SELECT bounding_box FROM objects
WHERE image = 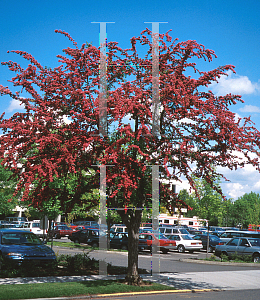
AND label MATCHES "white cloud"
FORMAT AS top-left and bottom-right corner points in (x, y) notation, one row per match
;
(7, 99), (25, 112)
(175, 151), (260, 200)
(239, 105), (260, 113)
(222, 182), (247, 199)
(210, 70), (259, 96)
(218, 162), (260, 199)
(62, 115), (72, 125)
